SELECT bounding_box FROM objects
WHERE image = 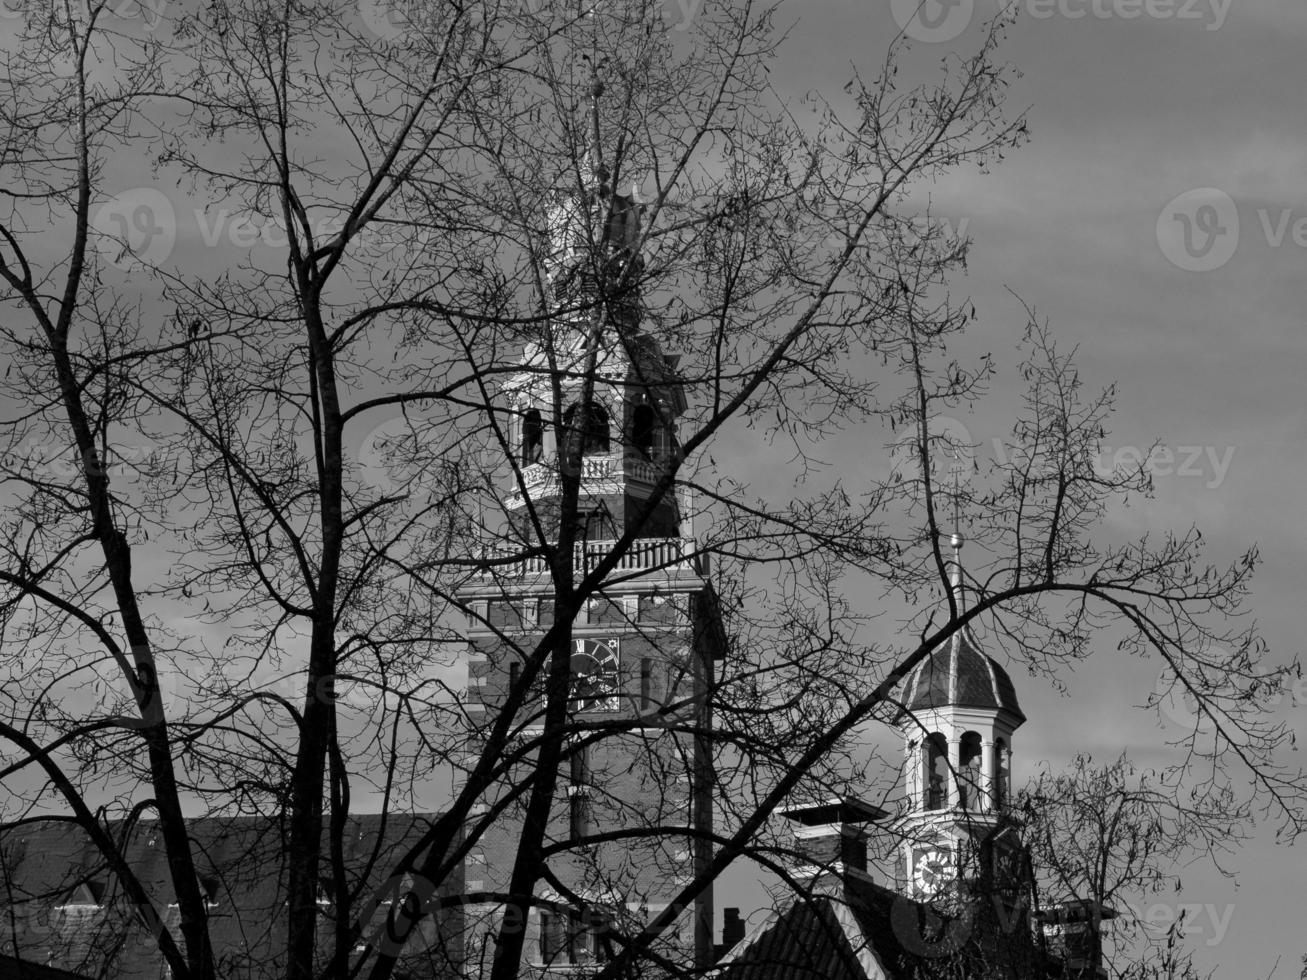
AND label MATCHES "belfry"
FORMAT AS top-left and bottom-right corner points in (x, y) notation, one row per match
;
(894, 533), (1026, 901)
